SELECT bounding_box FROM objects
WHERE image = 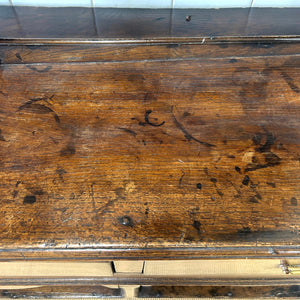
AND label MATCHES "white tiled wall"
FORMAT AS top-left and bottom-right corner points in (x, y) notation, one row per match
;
(1, 0), (299, 7)
(93, 0), (172, 8)
(252, 0), (300, 7)
(11, 0), (92, 6)
(173, 0), (252, 8)
(0, 0), (10, 5)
